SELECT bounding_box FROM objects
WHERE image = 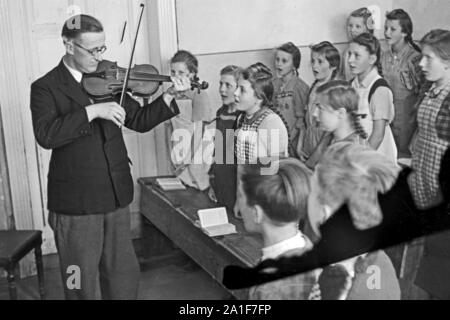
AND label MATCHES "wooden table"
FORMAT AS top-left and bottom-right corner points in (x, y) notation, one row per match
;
(138, 177), (262, 299)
